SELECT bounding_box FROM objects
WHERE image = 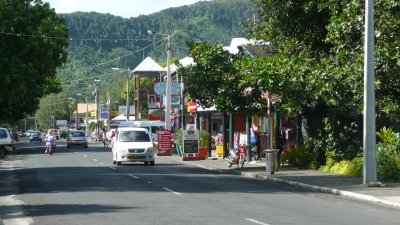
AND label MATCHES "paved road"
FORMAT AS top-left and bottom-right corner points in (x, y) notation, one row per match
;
(1, 139), (399, 225)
